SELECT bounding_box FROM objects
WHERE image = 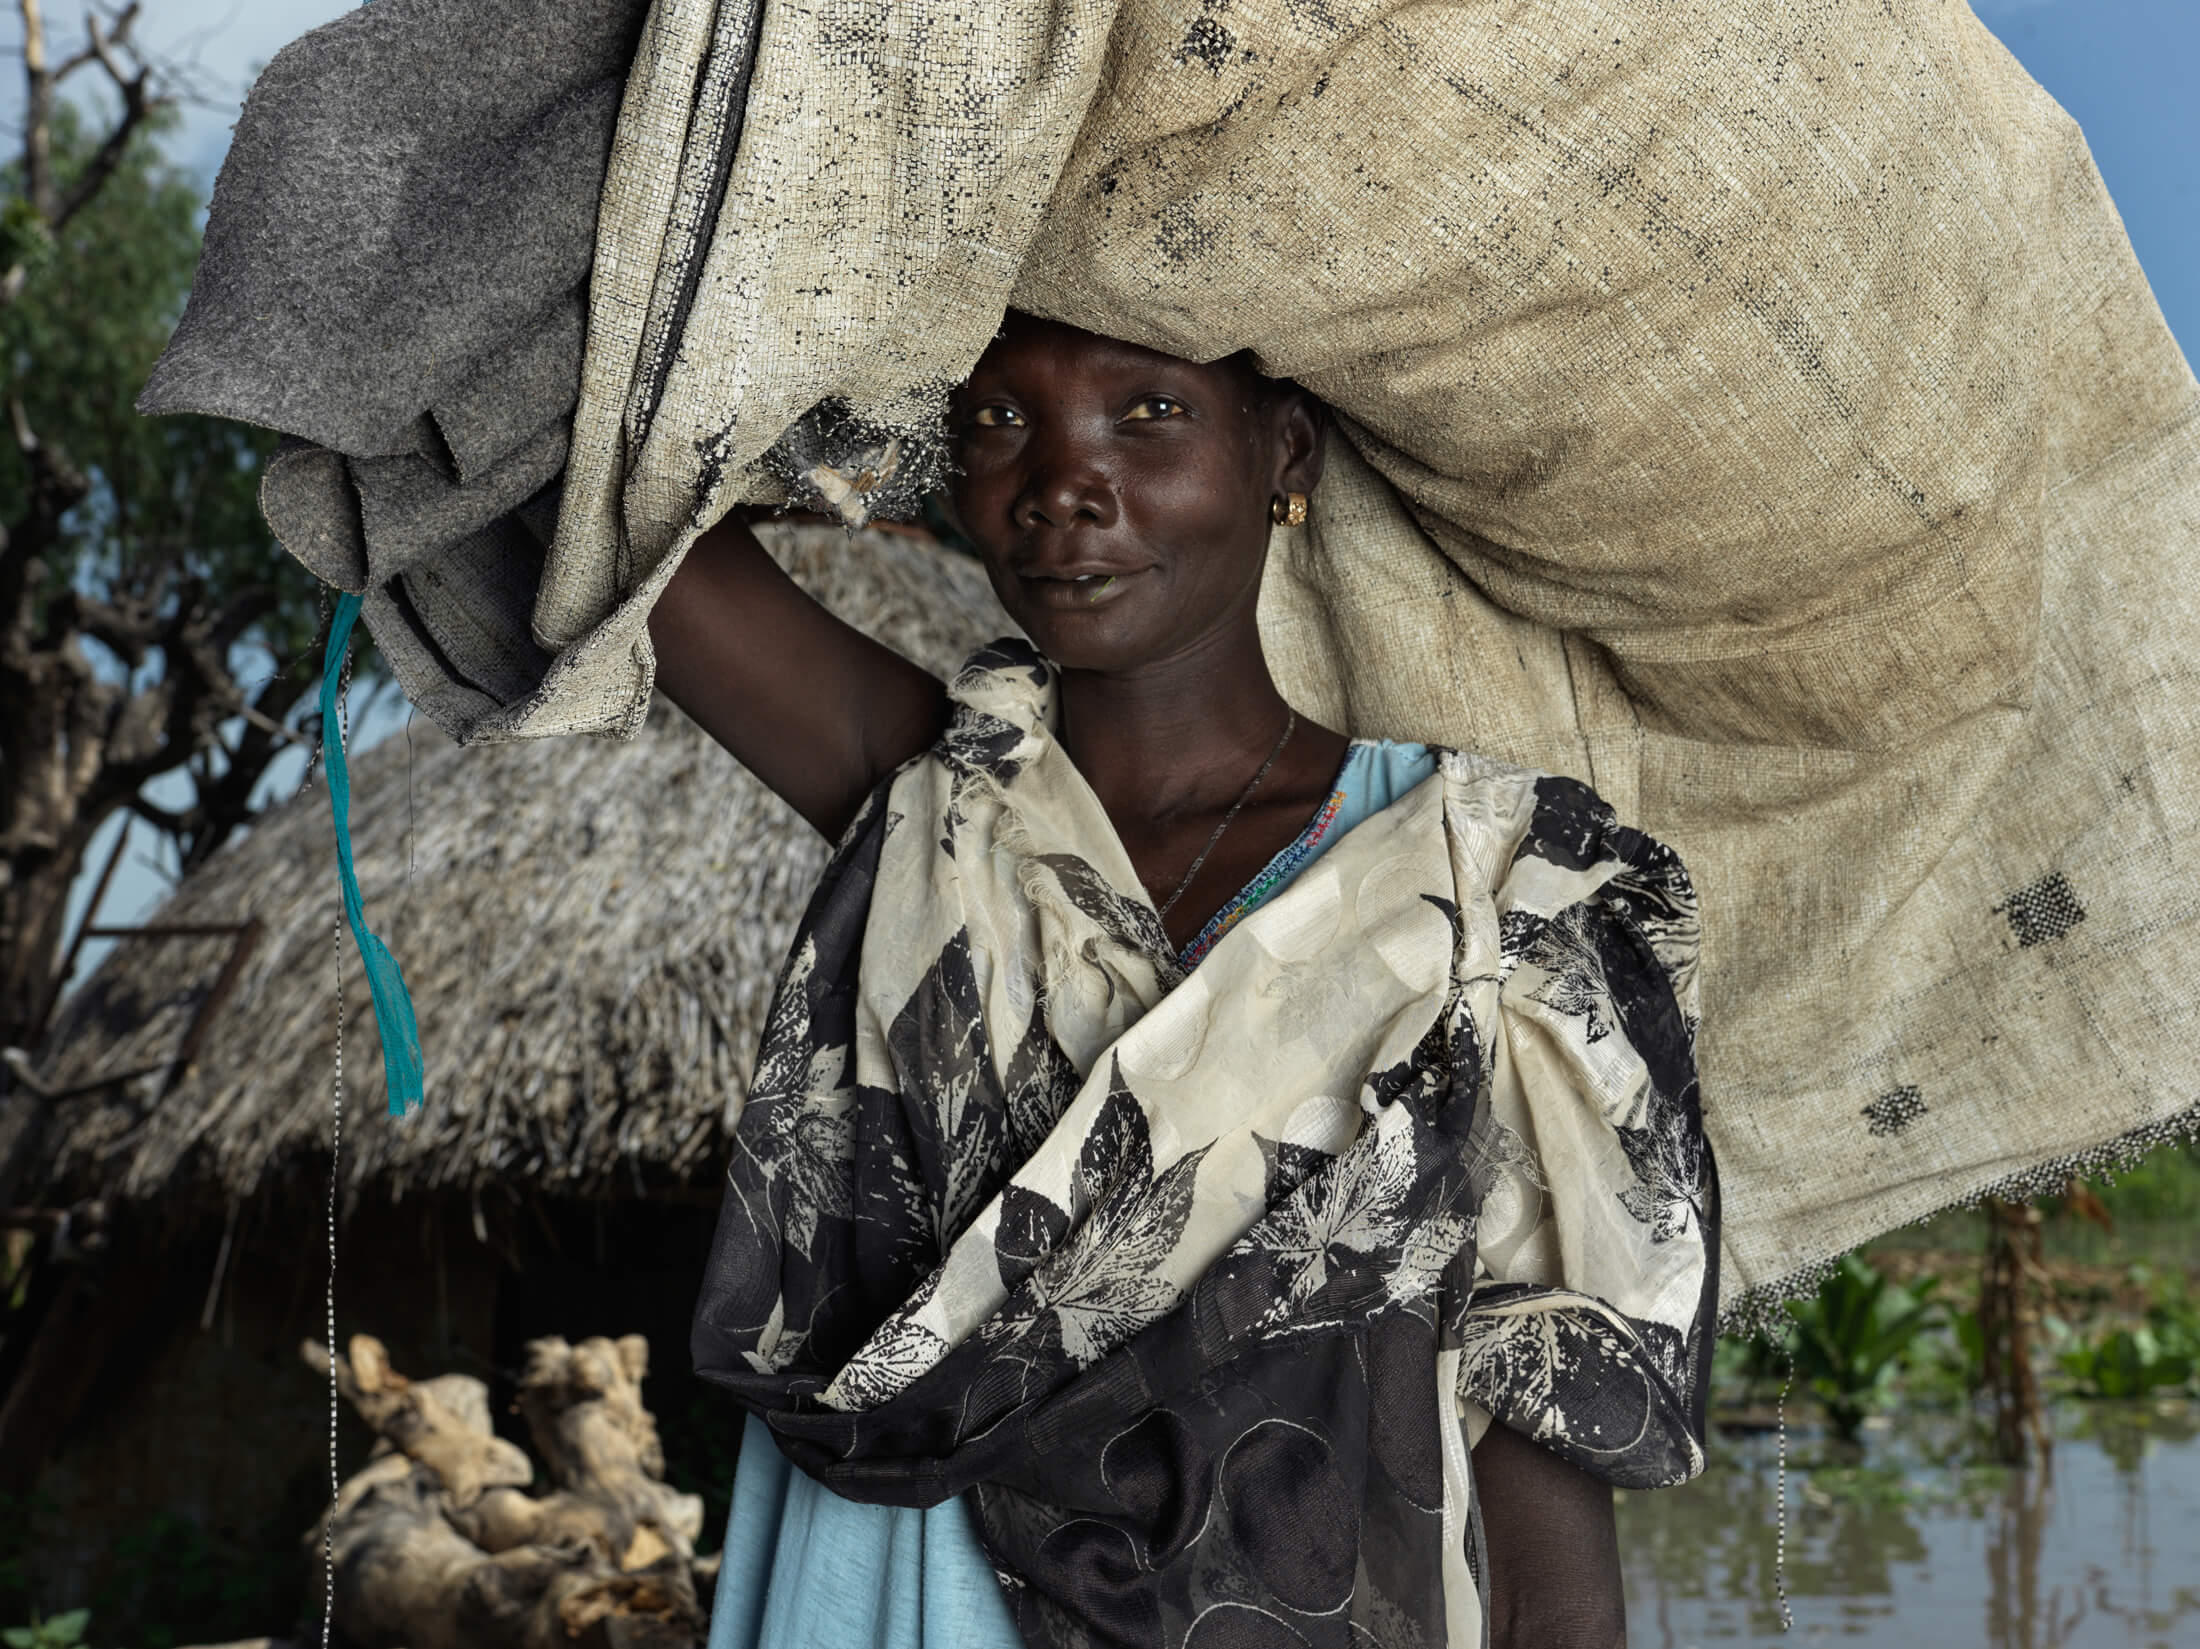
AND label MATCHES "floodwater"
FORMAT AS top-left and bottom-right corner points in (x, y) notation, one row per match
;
(1617, 1401), (2200, 1648)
